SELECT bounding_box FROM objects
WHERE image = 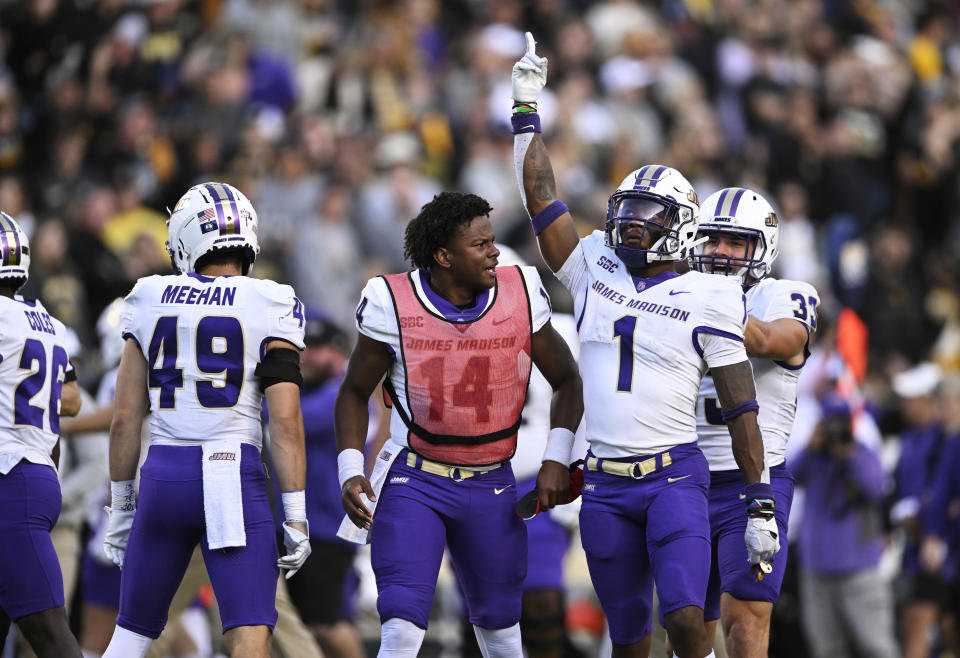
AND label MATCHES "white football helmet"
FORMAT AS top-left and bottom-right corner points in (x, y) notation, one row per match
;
(0, 211), (30, 288)
(691, 187), (779, 285)
(605, 165), (700, 268)
(97, 297), (127, 370)
(166, 182), (259, 274)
